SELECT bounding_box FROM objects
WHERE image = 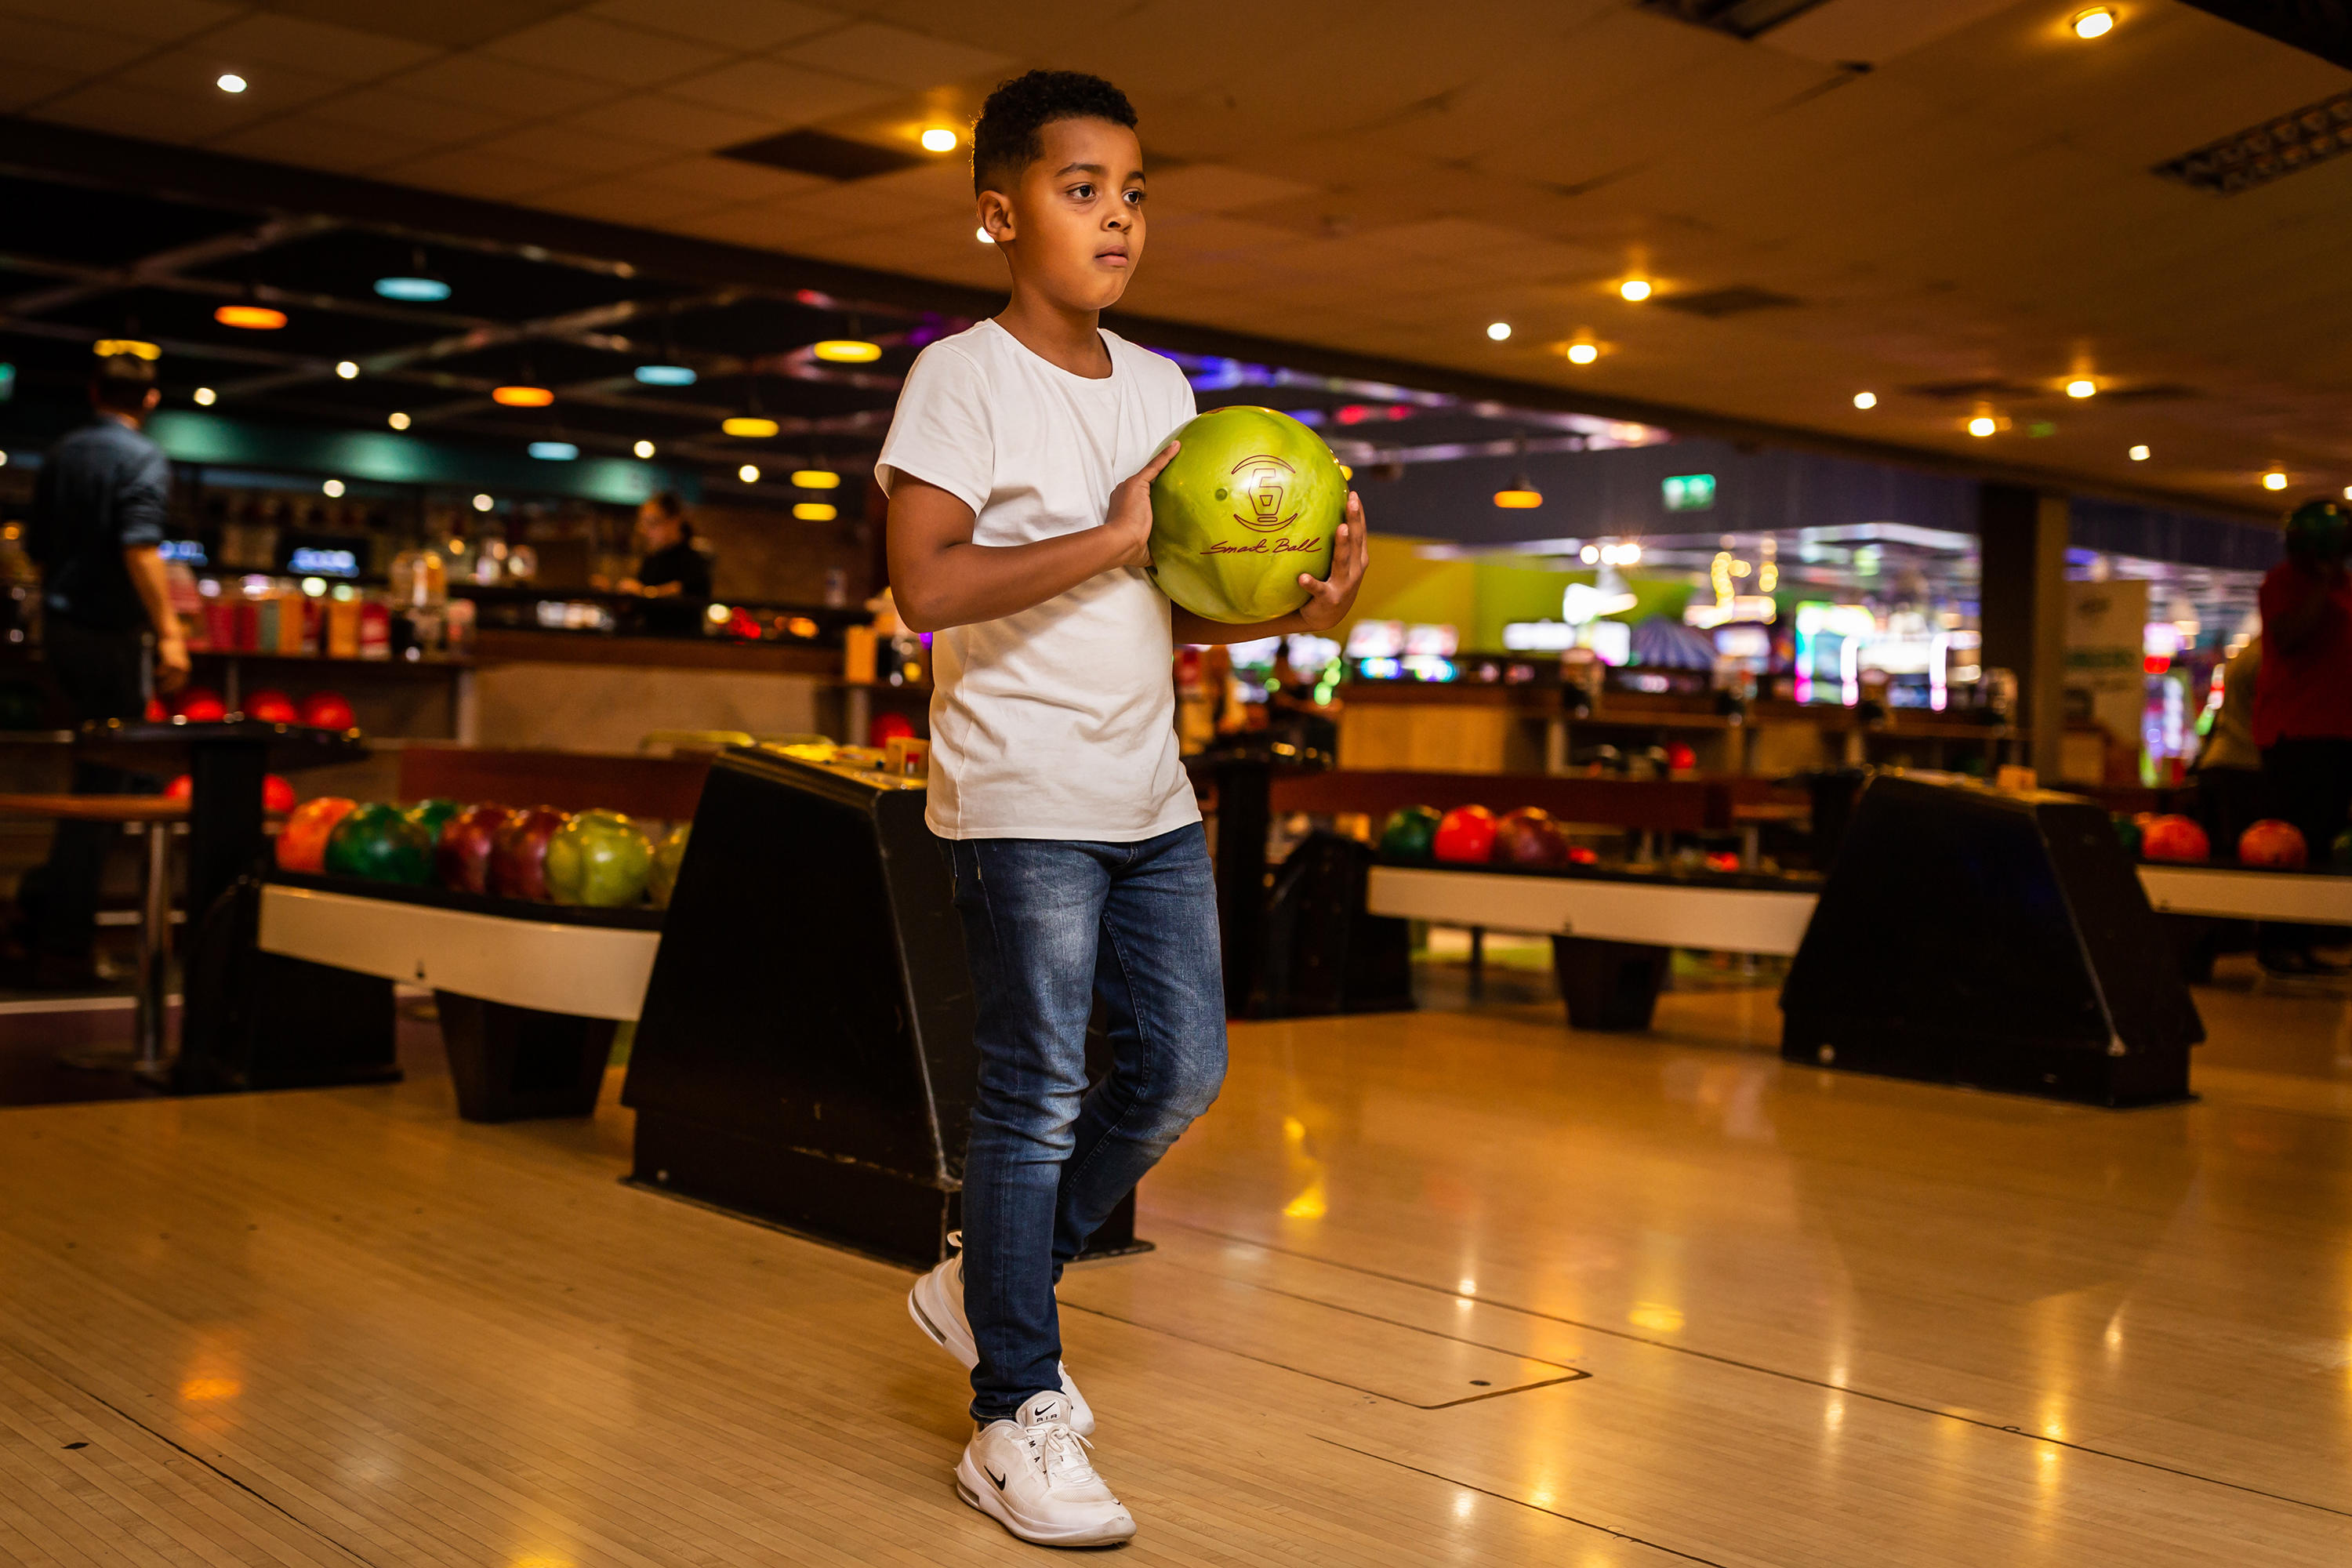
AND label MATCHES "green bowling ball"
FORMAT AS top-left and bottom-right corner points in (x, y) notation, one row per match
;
(2112, 812), (2142, 858)
(2332, 826), (2352, 871)
(1378, 804), (1443, 859)
(324, 802), (434, 884)
(1147, 405), (1345, 623)
(545, 808), (652, 908)
(405, 798), (461, 842)
(648, 822), (690, 909)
